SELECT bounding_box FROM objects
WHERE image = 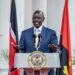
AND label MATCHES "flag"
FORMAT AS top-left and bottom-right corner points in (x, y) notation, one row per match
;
(56, 0), (72, 75)
(9, 0), (20, 75)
